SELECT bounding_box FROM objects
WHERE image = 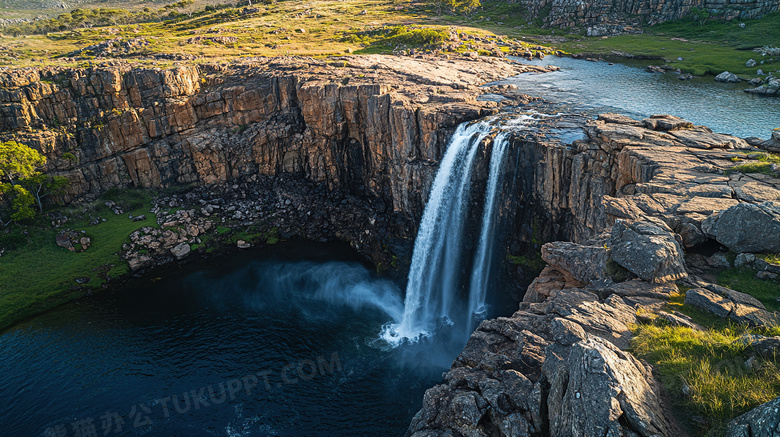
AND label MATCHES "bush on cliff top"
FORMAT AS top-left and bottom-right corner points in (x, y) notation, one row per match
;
(343, 25), (450, 53)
